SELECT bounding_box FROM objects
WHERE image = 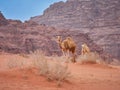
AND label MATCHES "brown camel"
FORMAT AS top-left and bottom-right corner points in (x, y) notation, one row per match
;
(56, 36), (76, 62)
(81, 43), (90, 55)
